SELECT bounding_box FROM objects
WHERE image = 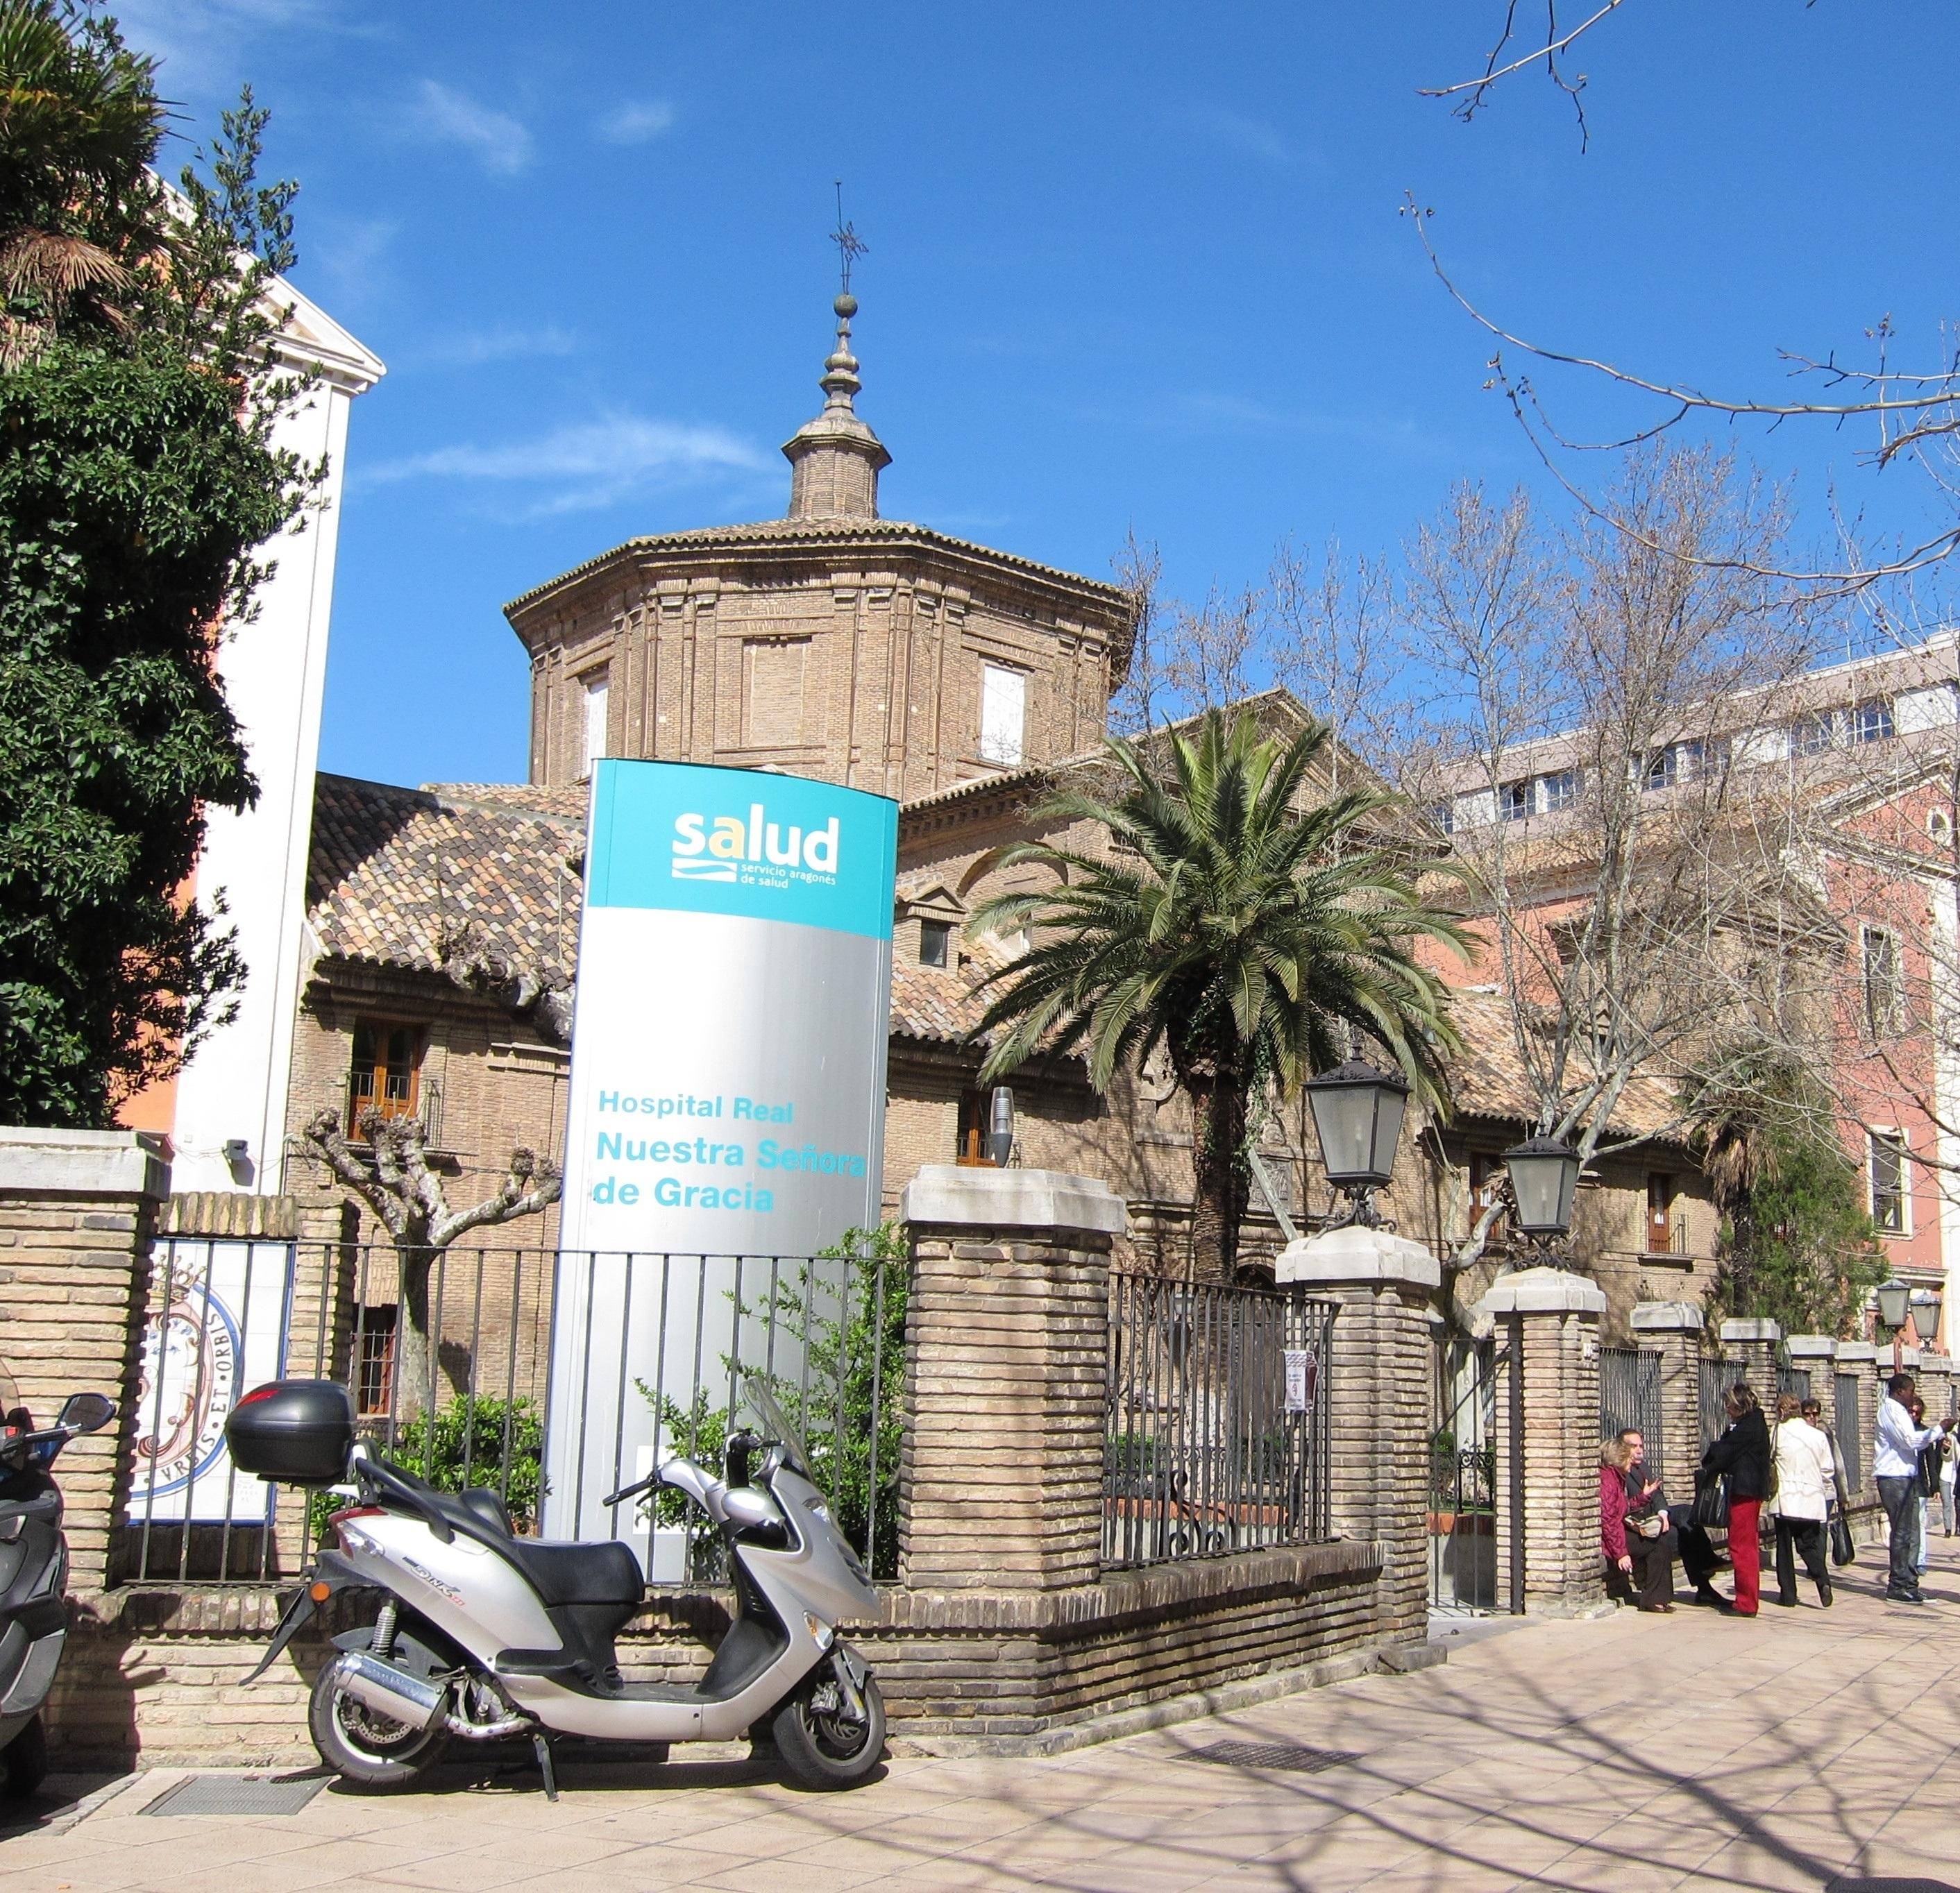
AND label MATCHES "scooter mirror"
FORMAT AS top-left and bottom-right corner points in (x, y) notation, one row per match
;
(58, 1393), (116, 1434)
